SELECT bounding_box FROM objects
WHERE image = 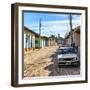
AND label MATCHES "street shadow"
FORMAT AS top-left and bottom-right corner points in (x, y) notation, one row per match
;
(44, 51), (60, 76)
